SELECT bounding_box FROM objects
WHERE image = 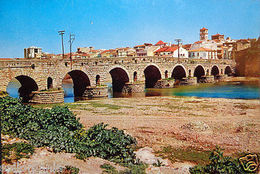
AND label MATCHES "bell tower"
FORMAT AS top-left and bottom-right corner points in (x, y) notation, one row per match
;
(200, 28), (208, 41)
